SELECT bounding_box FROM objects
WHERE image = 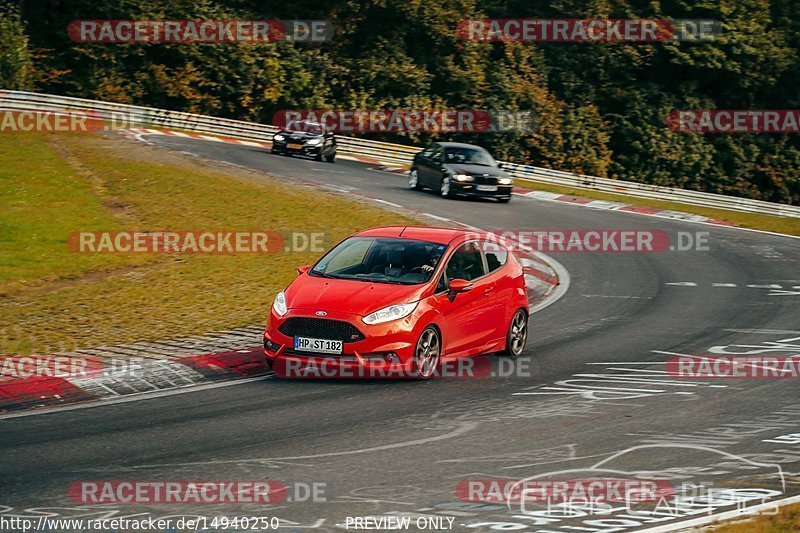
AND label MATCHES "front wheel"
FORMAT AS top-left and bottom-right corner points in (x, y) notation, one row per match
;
(324, 150), (336, 163)
(409, 168), (422, 190)
(412, 326), (441, 379)
(440, 175), (455, 198)
(504, 309), (528, 356)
